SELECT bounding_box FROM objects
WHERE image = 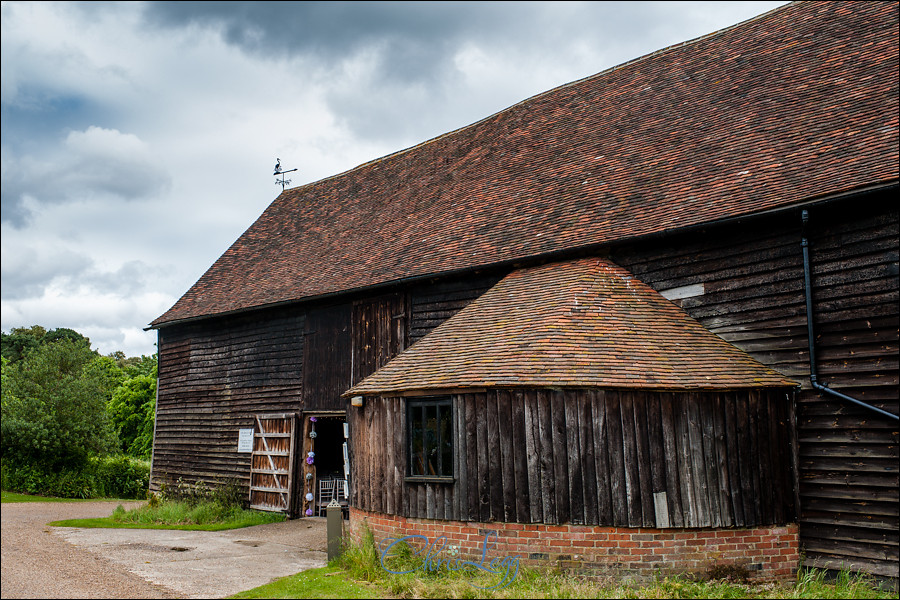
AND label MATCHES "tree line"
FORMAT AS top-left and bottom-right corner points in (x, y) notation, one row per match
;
(1, 325), (156, 498)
